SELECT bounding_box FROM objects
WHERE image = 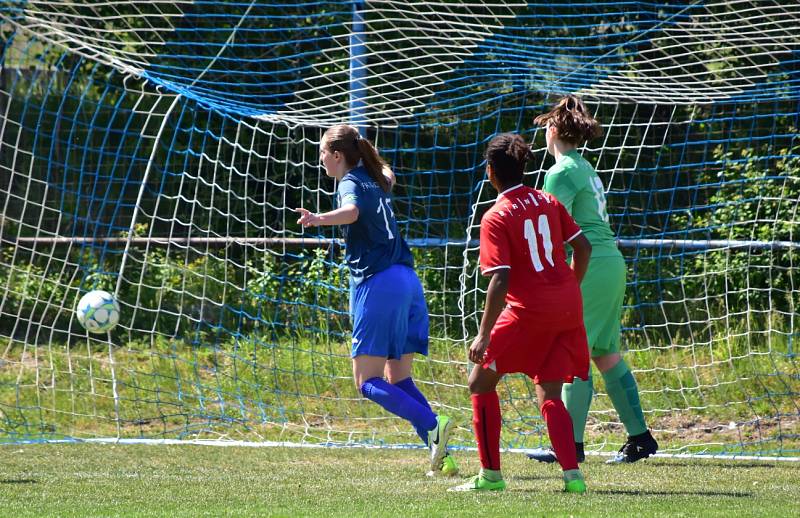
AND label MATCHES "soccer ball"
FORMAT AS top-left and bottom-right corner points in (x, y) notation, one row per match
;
(76, 290), (120, 334)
